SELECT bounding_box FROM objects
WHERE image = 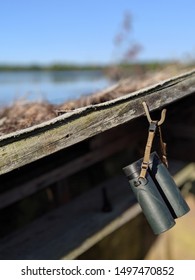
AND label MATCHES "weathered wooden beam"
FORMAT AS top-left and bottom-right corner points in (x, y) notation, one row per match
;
(0, 162), (192, 260)
(0, 175), (136, 260)
(173, 163), (195, 186)
(167, 124), (195, 140)
(0, 130), (141, 209)
(0, 70), (195, 175)
(168, 140), (195, 162)
(63, 204), (141, 260)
